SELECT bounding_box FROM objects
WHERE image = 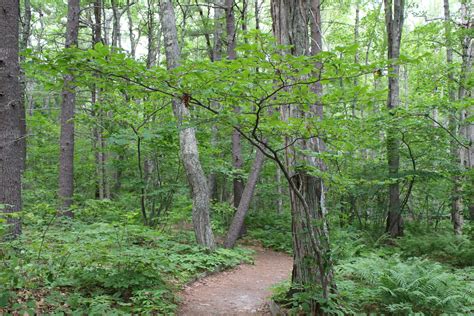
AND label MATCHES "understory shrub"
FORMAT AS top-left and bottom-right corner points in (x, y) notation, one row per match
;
(0, 219), (252, 314)
(398, 227), (474, 267)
